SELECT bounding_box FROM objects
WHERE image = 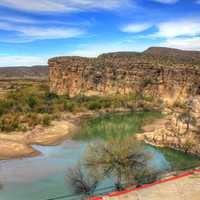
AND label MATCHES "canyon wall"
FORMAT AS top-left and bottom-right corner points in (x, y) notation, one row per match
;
(48, 48), (200, 104)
